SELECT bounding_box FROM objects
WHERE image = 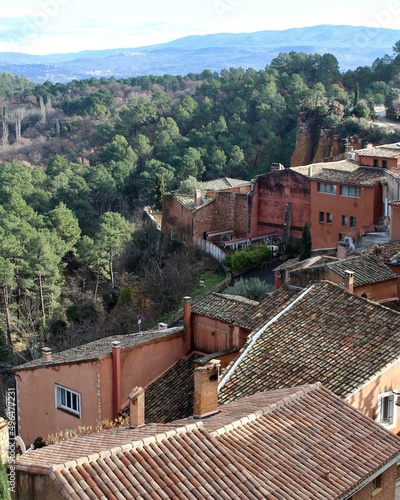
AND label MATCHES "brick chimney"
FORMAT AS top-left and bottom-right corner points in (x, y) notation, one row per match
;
(344, 270), (354, 293)
(41, 347), (52, 364)
(127, 387), (145, 428)
(183, 296), (192, 354)
(112, 341), (121, 420)
(193, 360), (220, 418)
